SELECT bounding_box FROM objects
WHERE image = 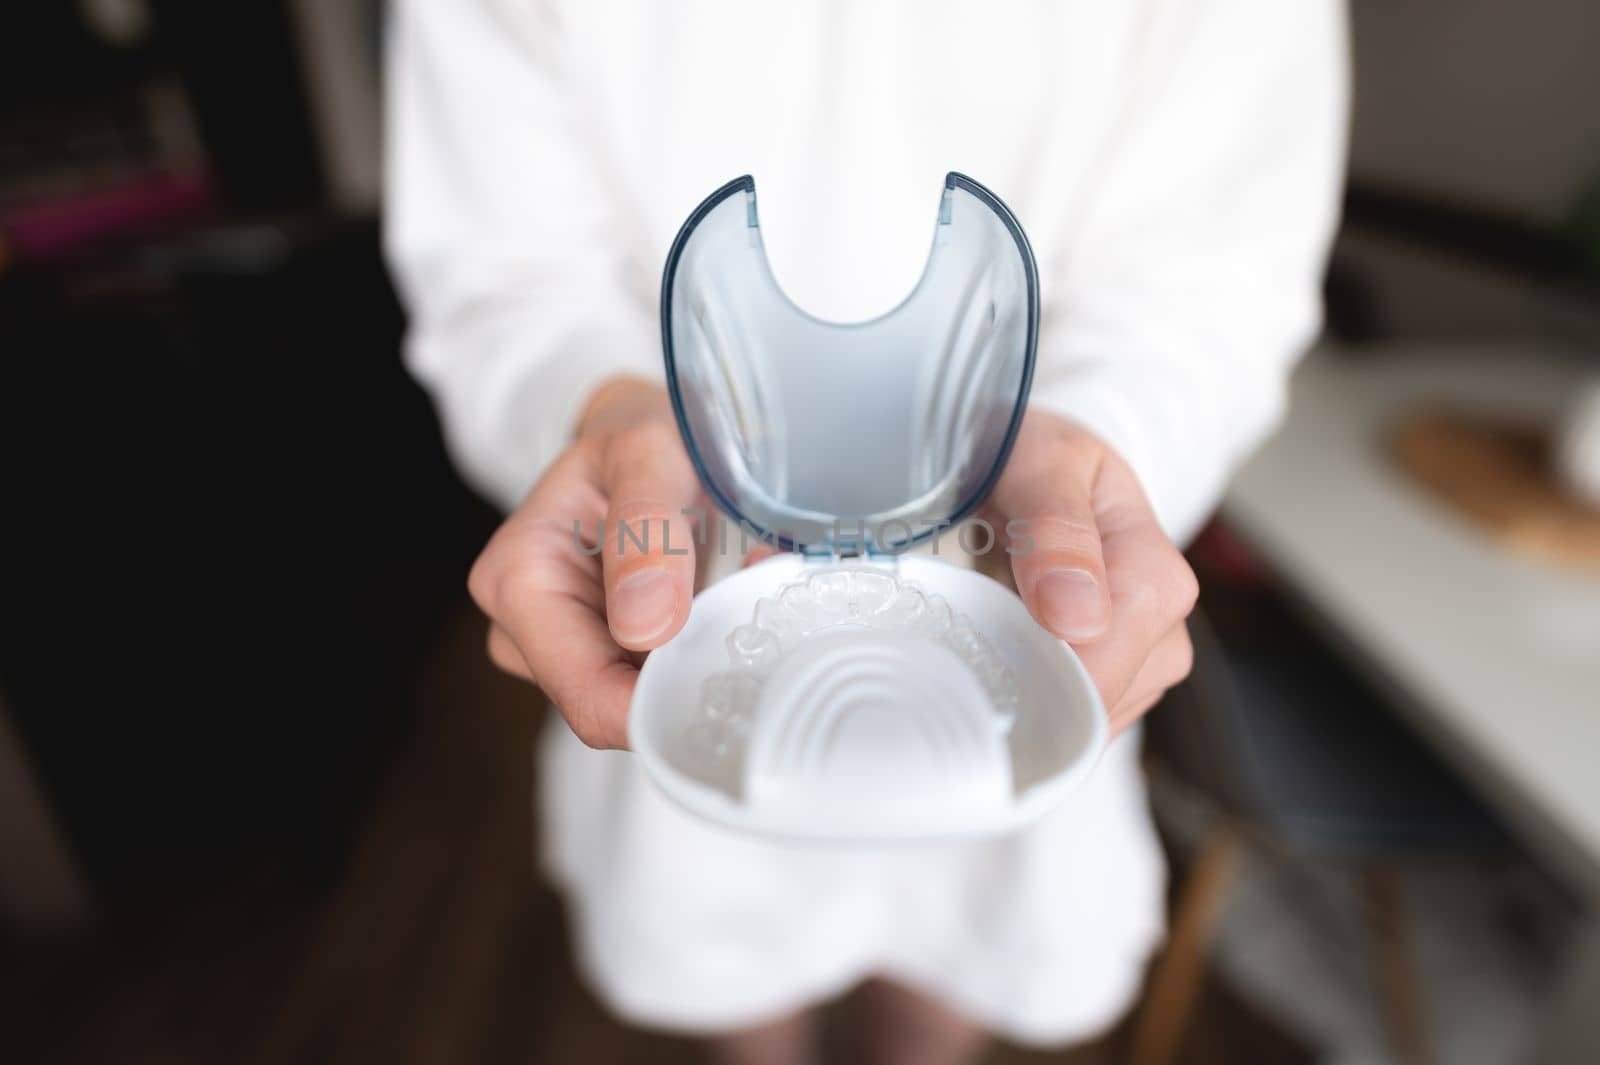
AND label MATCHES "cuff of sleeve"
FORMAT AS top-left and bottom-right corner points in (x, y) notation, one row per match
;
(1025, 367), (1205, 546)
(434, 311), (664, 512)
(547, 316), (666, 446)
